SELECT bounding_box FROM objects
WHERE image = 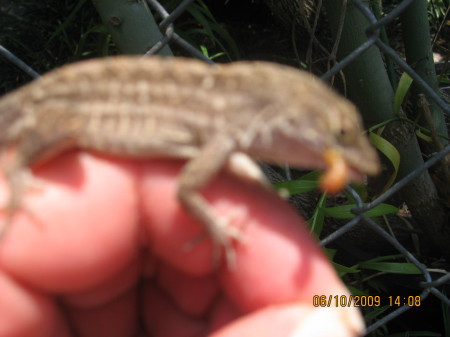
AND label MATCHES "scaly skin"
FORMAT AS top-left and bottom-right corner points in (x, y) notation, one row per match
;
(0, 56), (380, 266)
